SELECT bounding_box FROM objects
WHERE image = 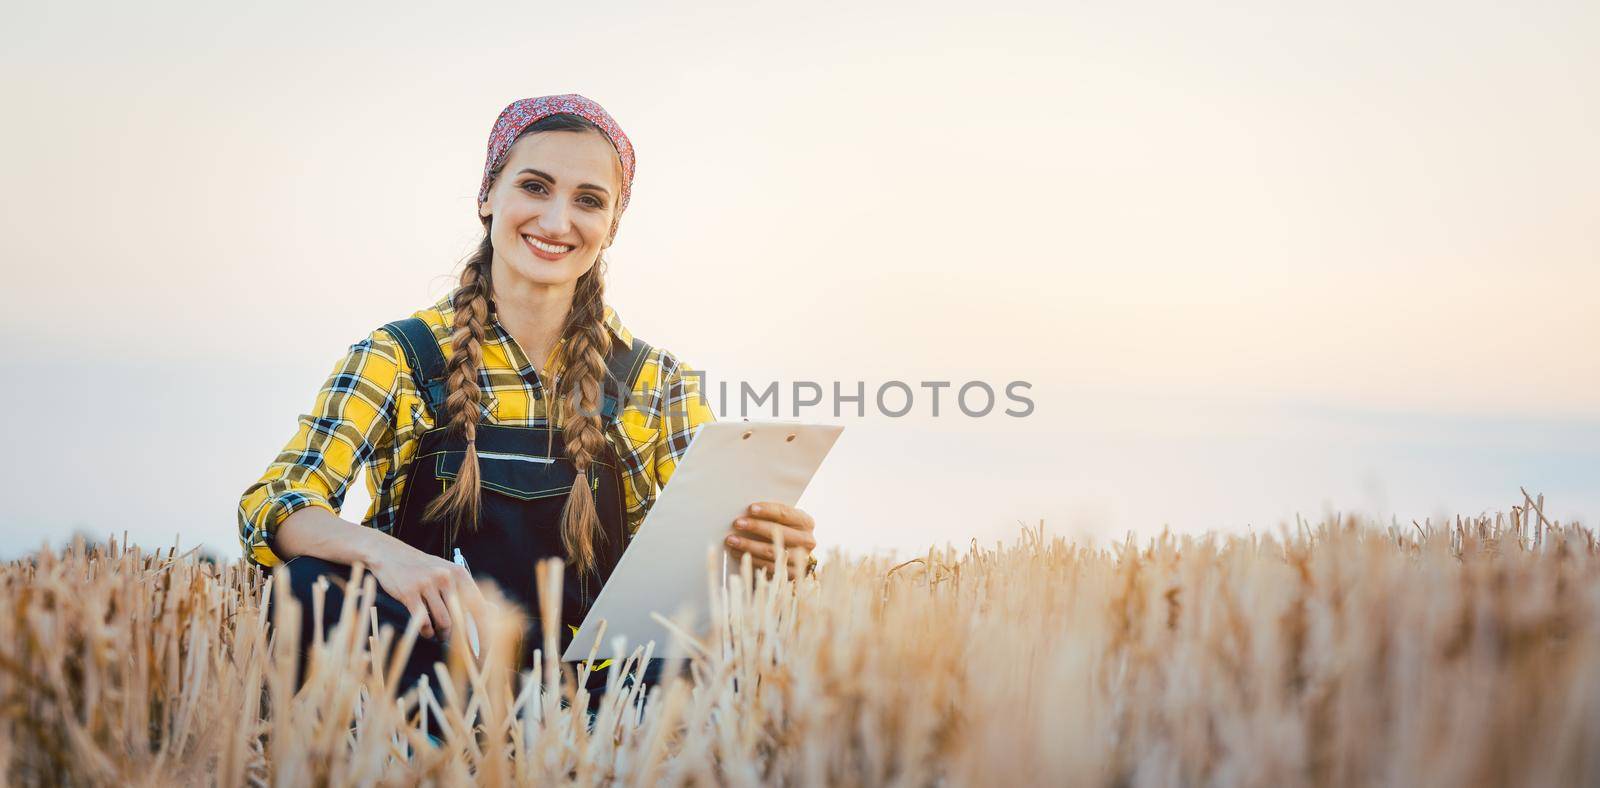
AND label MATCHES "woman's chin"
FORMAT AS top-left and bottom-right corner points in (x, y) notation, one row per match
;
(504, 257), (589, 288)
